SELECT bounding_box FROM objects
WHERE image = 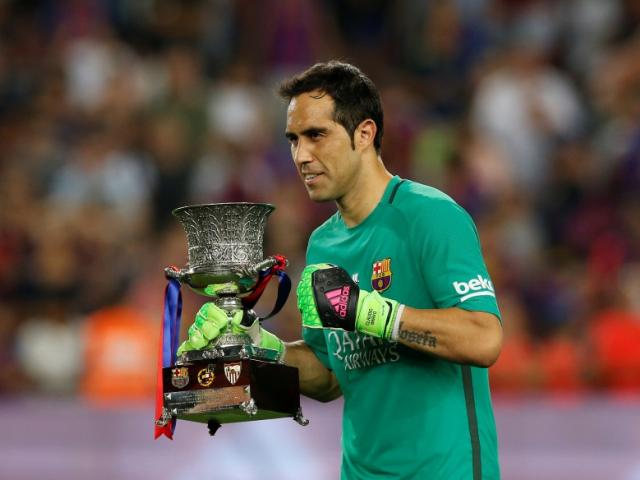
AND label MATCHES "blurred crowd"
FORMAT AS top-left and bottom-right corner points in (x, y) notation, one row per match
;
(1, 0), (639, 402)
